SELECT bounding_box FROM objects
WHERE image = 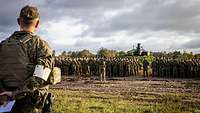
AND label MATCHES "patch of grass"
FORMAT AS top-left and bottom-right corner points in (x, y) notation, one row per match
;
(185, 81), (200, 91)
(50, 89), (200, 113)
